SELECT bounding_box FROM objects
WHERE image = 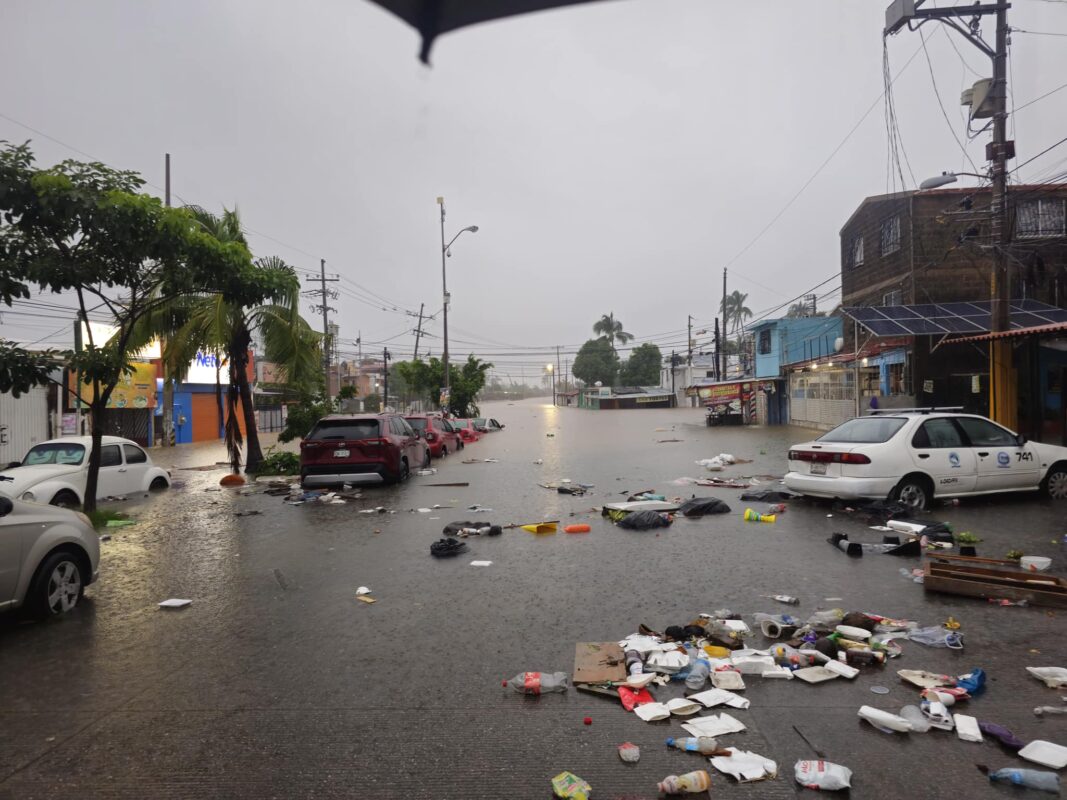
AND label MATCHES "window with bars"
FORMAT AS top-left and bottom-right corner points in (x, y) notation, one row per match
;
(1017, 199), (1066, 238)
(757, 329), (772, 355)
(880, 216), (901, 255)
(883, 289), (902, 306)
